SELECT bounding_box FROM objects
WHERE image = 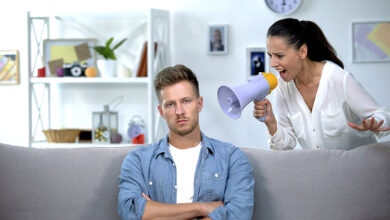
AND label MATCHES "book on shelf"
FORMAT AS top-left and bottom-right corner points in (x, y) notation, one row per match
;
(136, 41), (158, 77)
(136, 41), (147, 77)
